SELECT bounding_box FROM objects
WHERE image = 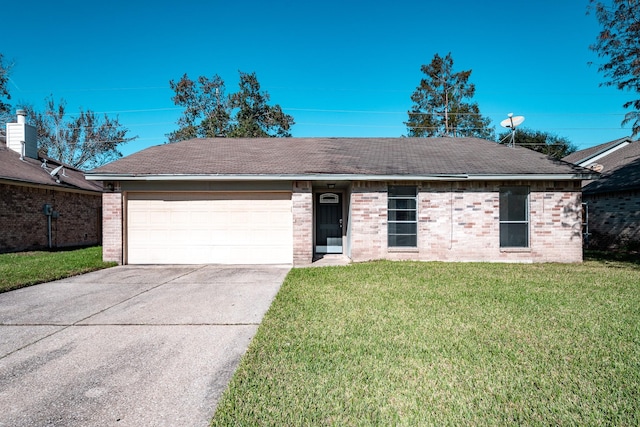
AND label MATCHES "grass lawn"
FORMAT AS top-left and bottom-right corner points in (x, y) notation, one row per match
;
(0, 246), (117, 293)
(212, 259), (640, 426)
